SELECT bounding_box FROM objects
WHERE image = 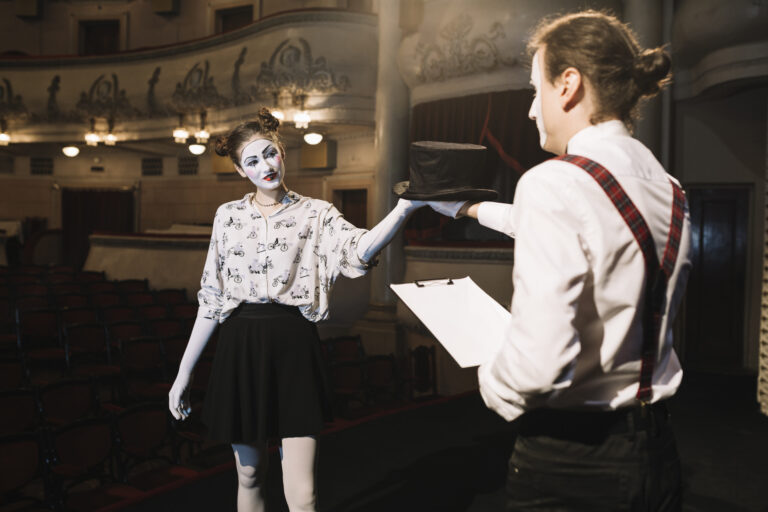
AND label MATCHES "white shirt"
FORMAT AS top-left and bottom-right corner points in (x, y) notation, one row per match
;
(197, 191), (369, 323)
(477, 121), (692, 422)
